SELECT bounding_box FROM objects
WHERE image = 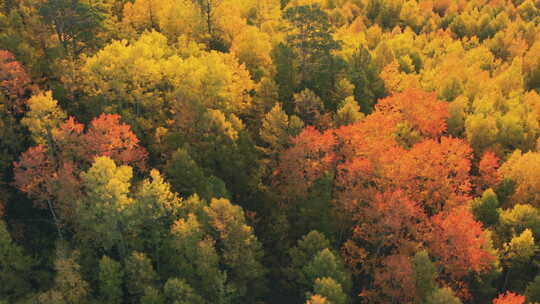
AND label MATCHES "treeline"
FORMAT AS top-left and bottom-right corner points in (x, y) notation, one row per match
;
(3, 0), (540, 303)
